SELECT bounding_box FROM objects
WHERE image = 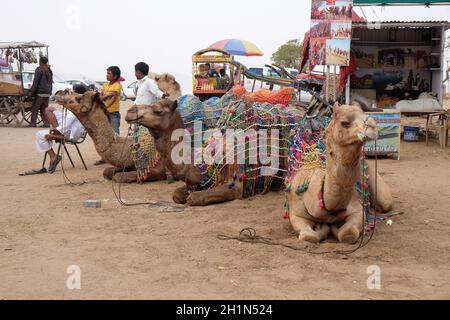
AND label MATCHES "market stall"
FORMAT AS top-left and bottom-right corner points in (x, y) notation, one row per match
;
(349, 20), (449, 109)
